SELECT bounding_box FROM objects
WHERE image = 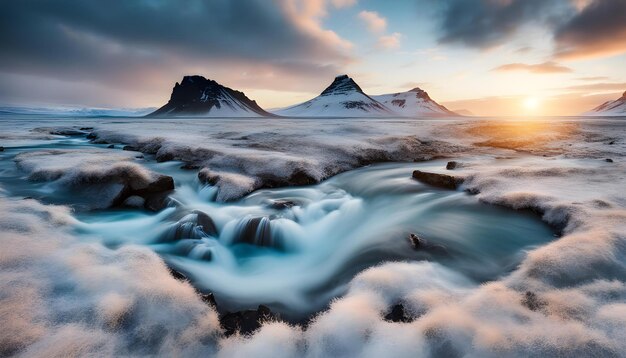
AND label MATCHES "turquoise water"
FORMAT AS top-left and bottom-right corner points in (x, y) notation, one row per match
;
(0, 134), (556, 319)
